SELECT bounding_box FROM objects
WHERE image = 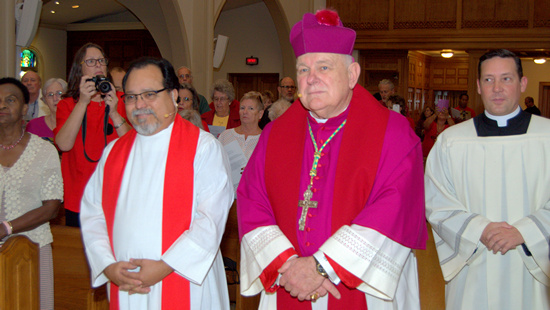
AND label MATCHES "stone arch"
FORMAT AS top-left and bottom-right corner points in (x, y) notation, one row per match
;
(117, 0), (190, 66)
(263, 0), (296, 78)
